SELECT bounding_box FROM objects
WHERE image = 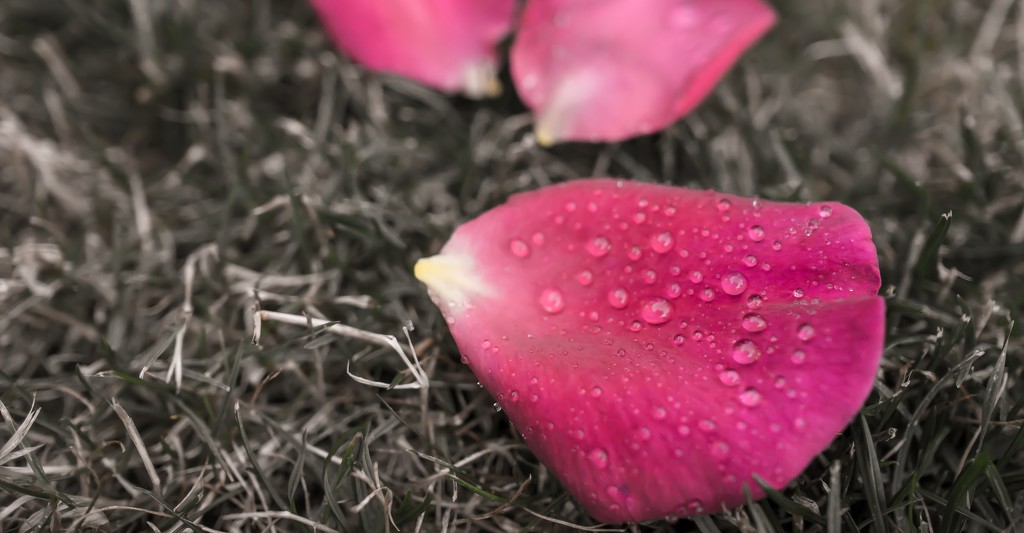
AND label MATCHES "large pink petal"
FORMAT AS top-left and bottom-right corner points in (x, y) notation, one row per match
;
(416, 179), (884, 523)
(511, 0), (776, 144)
(310, 0), (517, 97)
